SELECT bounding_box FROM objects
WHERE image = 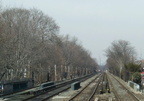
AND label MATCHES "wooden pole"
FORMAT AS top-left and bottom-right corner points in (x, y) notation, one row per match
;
(27, 61), (31, 78)
(54, 65), (57, 81)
